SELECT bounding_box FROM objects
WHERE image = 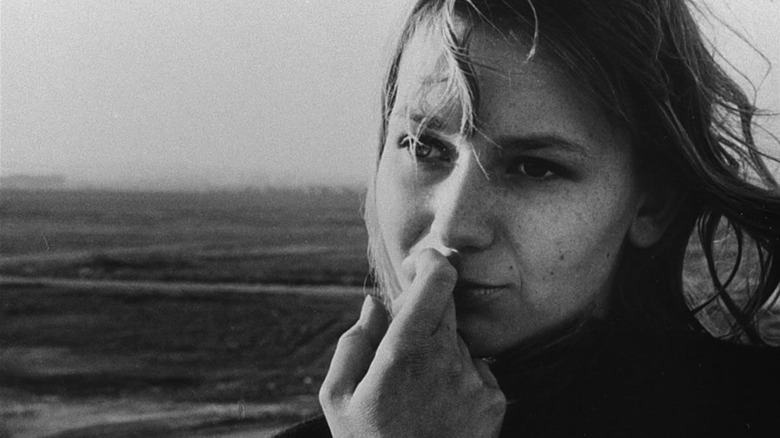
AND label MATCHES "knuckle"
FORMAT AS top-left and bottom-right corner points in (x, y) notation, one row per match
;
(337, 325), (364, 346)
(398, 343), (431, 368)
(432, 269), (457, 290)
(419, 258), (456, 288)
(318, 379), (349, 413)
(444, 356), (464, 378)
(386, 340), (437, 376)
(417, 248), (440, 263)
(318, 381), (336, 409)
(488, 390), (507, 416)
(493, 388), (507, 406)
